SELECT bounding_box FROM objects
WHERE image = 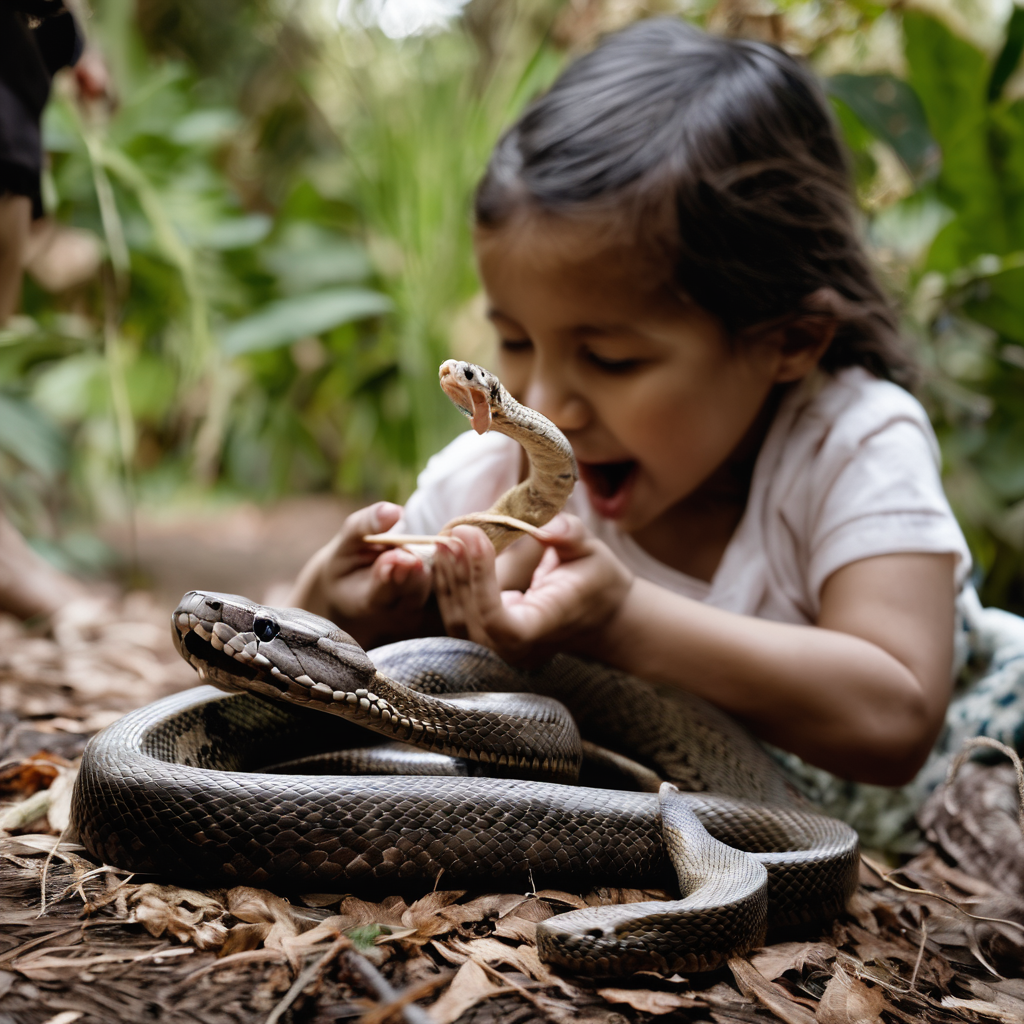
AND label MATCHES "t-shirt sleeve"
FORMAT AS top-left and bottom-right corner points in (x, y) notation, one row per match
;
(395, 430), (522, 536)
(804, 407), (971, 601)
